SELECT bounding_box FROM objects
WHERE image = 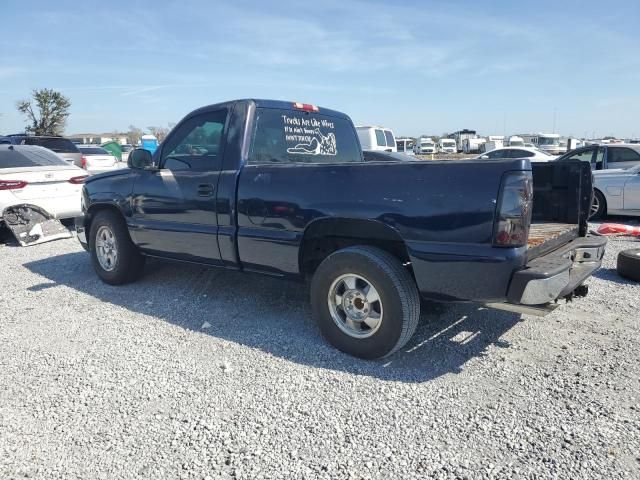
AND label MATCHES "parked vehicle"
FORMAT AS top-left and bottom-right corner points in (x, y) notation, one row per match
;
(480, 136), (505, 153)
(356, 126), (397, 152)
(556, 144), (640, 170)
(590, 164), (640, 218)
(395, 138), (415, 156)
(462, 137), (486, 154)
(76, 99), (605, 359)
(520, 133), (562, 155)
(506, 136), (524, 147)
(437, 138), (456, 154)
(78, 145), (119, 174)
(0, 135), (82, 166)
(0, 144), (86, 222)
(121, 144), (133, 163)
(475, 147), (556, 162)
(449, 129), (477, 153)
(415, 137), (437, 154)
